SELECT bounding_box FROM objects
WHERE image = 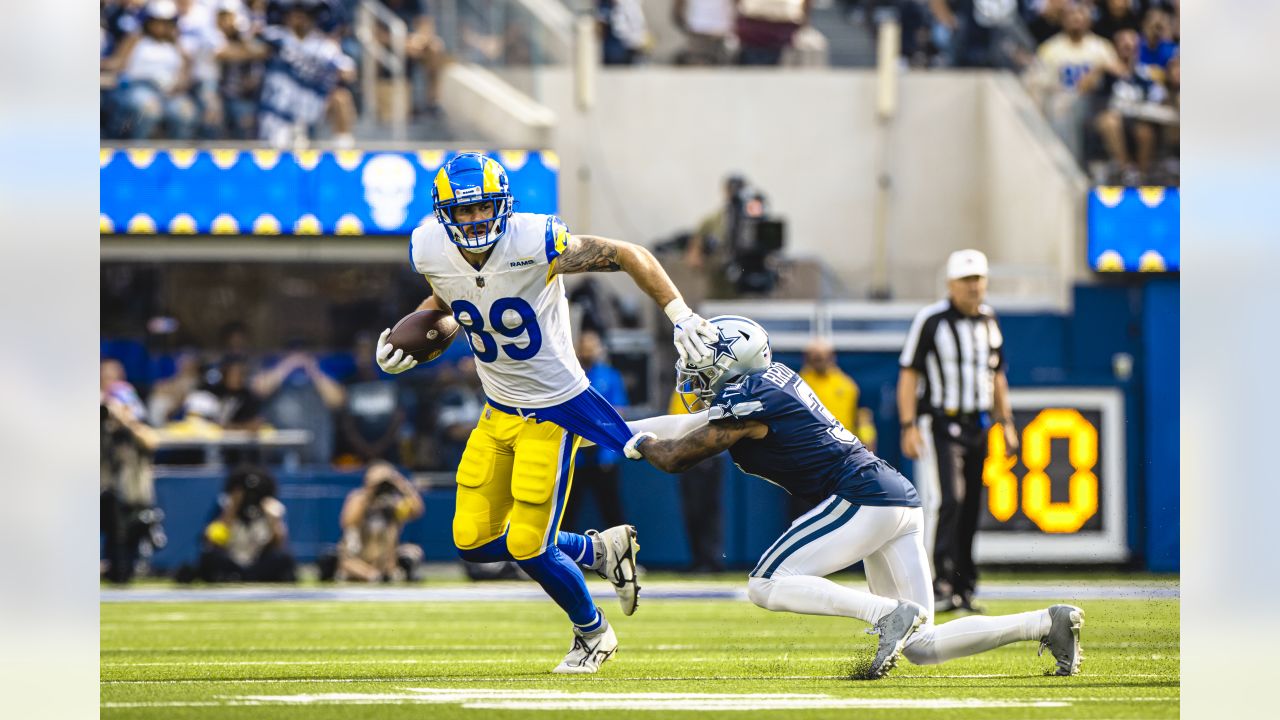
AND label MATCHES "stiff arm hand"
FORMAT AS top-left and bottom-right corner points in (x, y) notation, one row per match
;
(665, 299), (719, 364)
